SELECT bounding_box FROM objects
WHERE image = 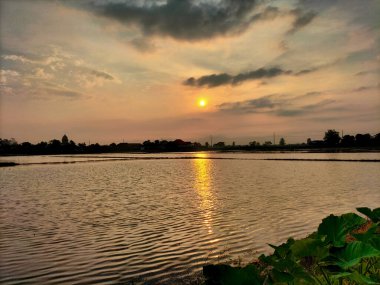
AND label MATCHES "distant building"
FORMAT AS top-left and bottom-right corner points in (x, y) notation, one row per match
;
(62, 134), (69, 145)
